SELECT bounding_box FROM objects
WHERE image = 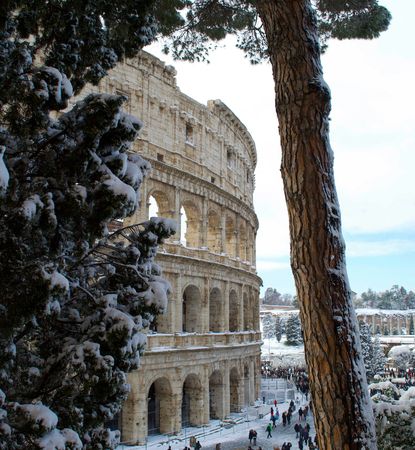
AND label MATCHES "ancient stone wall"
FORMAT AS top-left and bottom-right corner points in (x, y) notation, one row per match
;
(88, 52), (262, 444)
